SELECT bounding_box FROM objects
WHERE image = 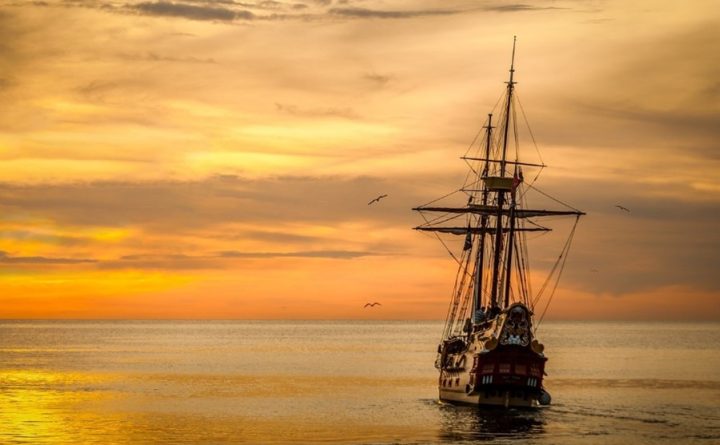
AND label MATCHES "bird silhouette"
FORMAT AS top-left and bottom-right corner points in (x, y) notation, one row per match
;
(367, 194), (388, 205)
(364, 302), (382, 308)
(615, 204), (630, 212)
